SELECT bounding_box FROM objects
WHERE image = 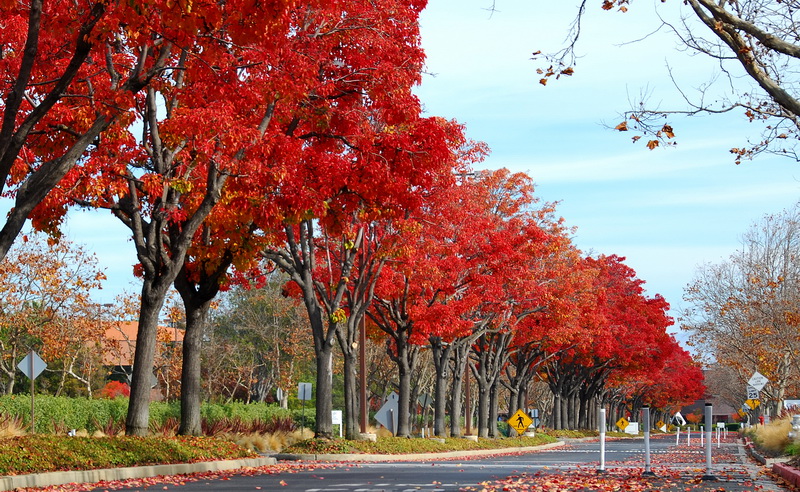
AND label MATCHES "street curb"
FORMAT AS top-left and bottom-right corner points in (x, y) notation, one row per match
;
(0, 456), (276, 492)
(272, 440), (566, 462)
(744, 439), (792, 467)
(772, 463), (800, 490)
